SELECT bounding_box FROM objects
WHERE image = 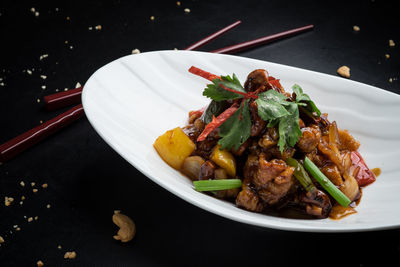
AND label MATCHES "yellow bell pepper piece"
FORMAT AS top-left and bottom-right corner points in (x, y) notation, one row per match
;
(153, 127), (195, 170)
(210, 145), (236, 177)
